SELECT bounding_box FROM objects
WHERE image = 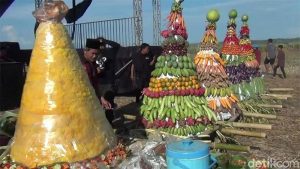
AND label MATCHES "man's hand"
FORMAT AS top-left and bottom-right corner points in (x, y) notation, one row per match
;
(100, 96), (112, 110)
(96, 67), (102, 74)
(150, 55), (157, 66)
